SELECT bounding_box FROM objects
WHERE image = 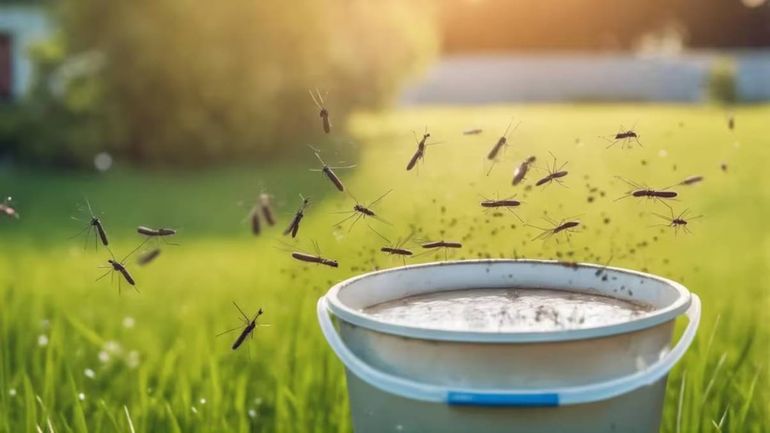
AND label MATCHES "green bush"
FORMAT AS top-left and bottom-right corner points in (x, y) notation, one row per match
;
(707, 57), (737, 105)
(1, 0), (437, 167)
(0, 37), (111, 167)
